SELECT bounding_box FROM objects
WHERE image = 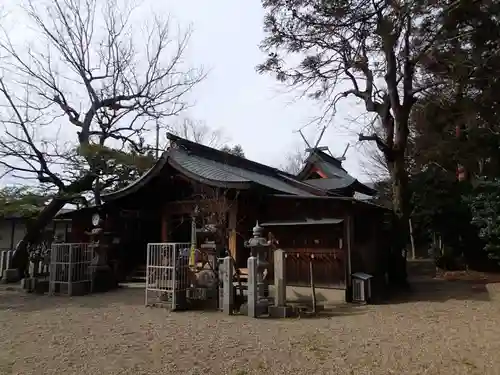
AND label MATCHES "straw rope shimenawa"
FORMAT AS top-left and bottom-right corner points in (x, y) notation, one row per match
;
(0, 284), (499, 375)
